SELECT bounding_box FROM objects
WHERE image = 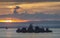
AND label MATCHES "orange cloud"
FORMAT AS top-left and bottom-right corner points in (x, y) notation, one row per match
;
(0, 2), (60, 15)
